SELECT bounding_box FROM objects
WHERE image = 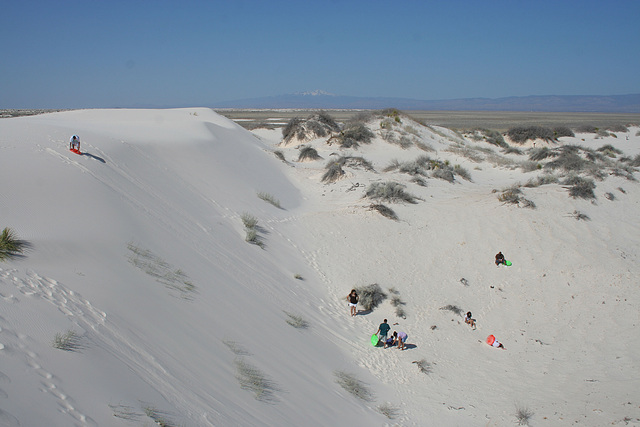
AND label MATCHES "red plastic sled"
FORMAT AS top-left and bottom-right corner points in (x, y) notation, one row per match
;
(70, 148), (81, 155)
(486, 335), (496, 345)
